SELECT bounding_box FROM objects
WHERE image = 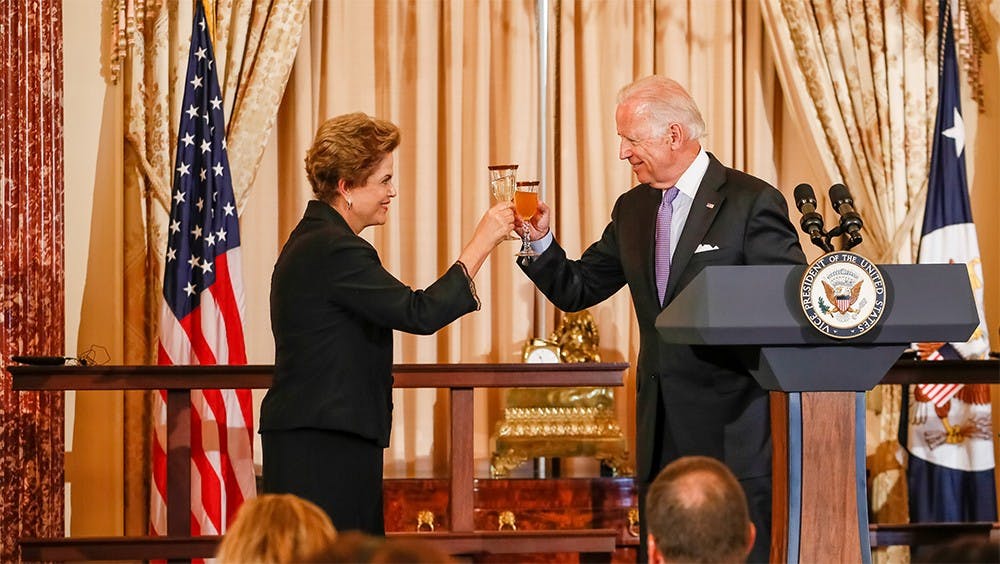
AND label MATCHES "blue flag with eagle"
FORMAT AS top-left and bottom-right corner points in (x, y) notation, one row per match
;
(902, 0), (995, 523)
